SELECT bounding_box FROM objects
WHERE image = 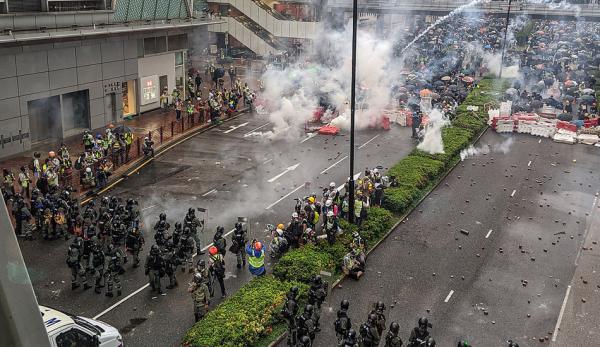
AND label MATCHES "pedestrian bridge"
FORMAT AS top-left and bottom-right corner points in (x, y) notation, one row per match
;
(327, 0), (600, 21)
